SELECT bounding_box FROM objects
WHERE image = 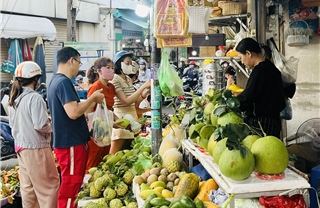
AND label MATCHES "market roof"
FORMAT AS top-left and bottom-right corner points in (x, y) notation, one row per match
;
(0, 13), (57, 41)
(113, 9), (148, 29)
